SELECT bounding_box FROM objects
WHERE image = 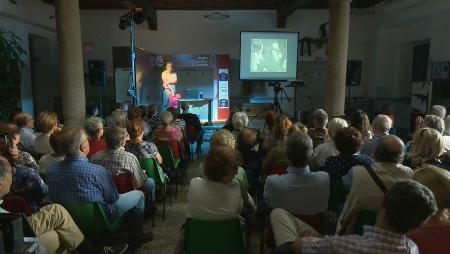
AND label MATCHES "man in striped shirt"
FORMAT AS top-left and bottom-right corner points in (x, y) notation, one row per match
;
(272, 180), (437, 254)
